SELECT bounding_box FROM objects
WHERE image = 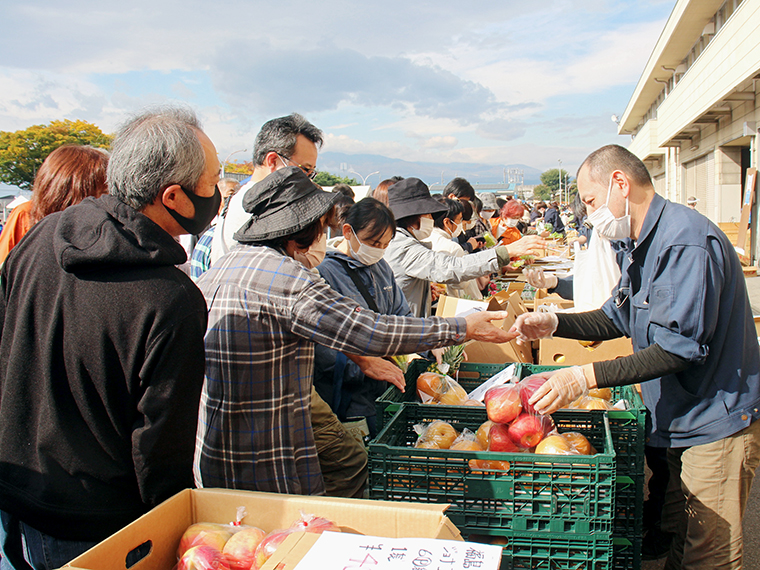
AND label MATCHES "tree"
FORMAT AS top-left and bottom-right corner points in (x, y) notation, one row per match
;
(532, 184), (552, 200)
(539, 168), (574, 204)
(0, 120), (112, 189)
(313, 172), (358, 187)
(224, 161), (254, 175)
